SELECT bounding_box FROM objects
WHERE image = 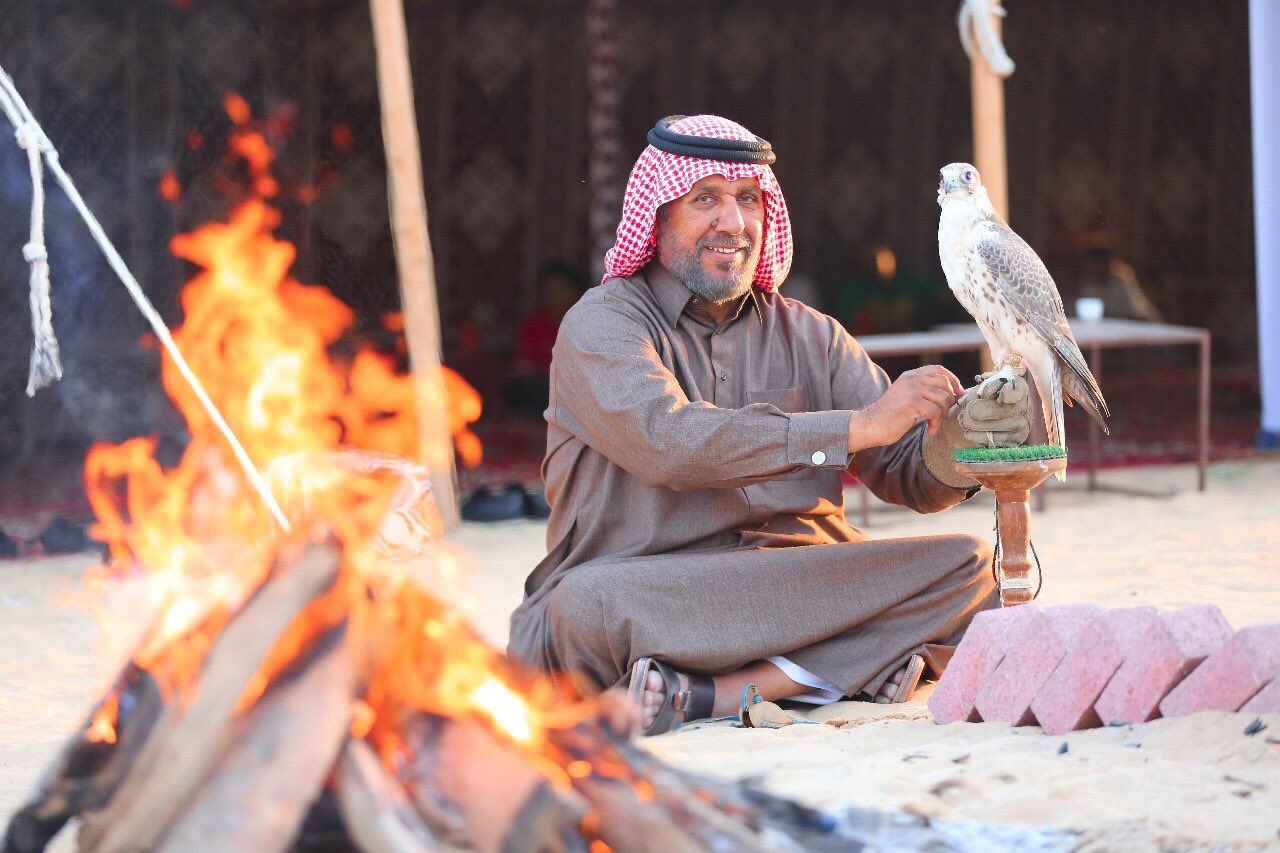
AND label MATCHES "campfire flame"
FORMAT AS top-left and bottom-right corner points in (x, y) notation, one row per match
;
(80, 116), (533, 760)
(86, 695), (118, 745)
